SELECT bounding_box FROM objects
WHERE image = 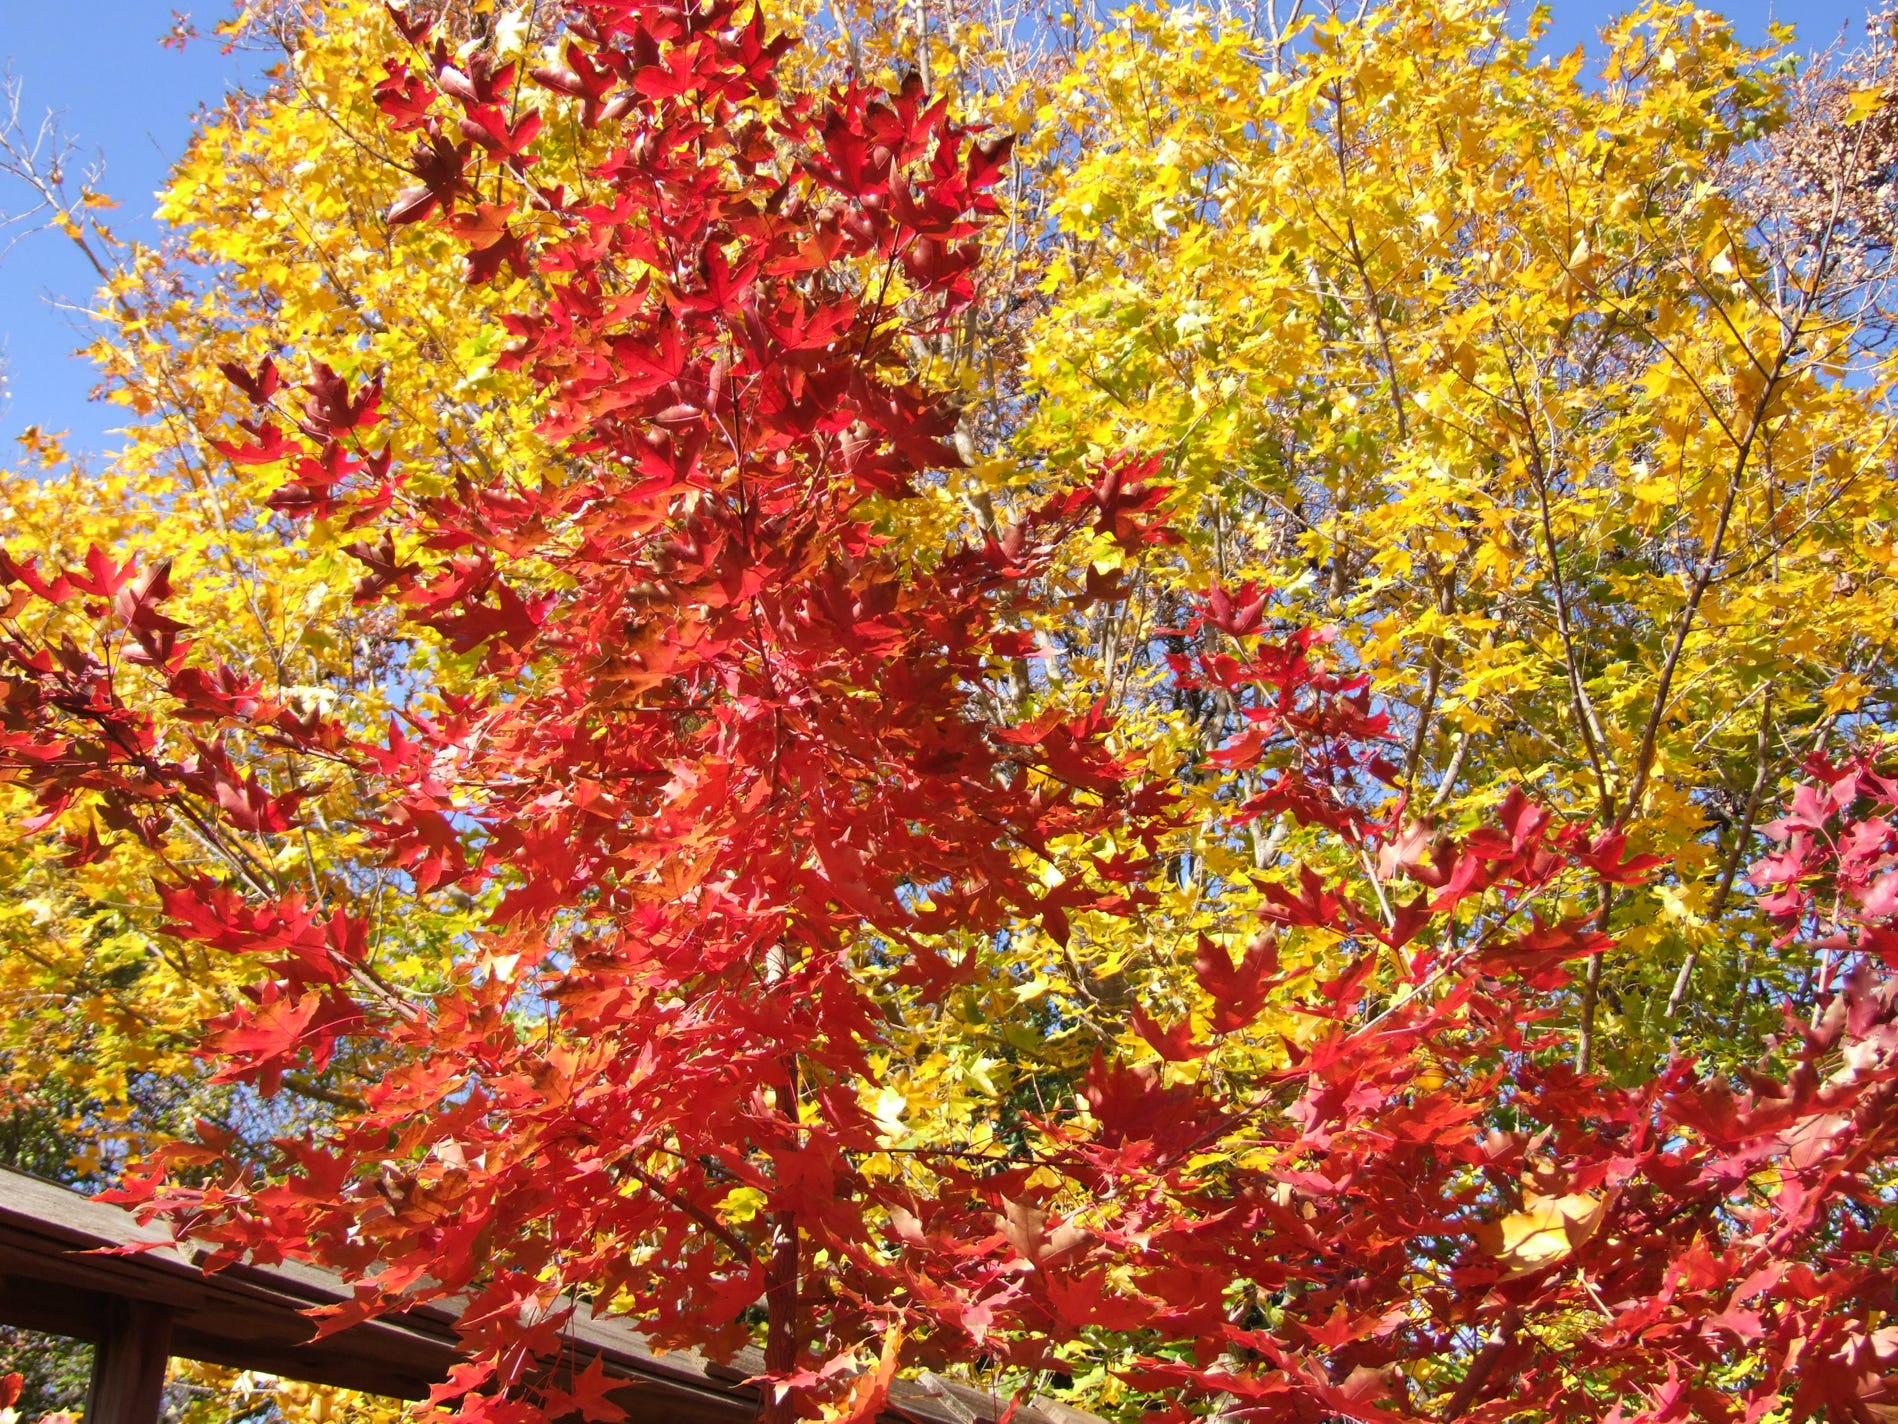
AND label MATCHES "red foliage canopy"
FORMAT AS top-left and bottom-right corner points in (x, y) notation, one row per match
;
(3, 4), (1897, 1421)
